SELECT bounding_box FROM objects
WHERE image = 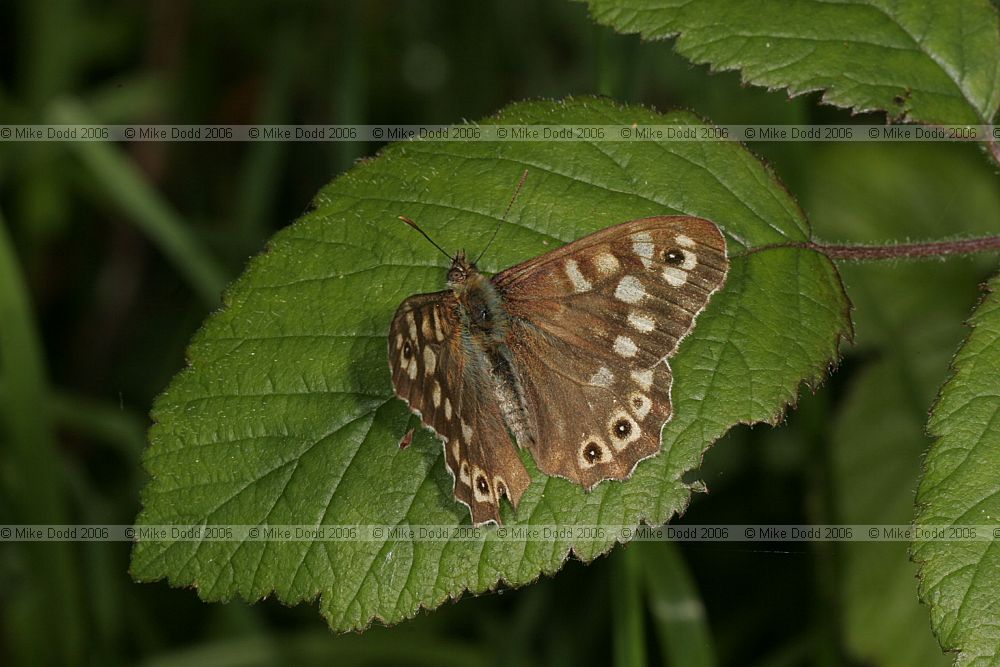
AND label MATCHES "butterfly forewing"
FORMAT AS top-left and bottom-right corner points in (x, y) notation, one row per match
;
(494, 216), (728, 485)
(388, 292), (460, 425)
(496, 216), (727, 359)
(388, 293), (530, 525)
